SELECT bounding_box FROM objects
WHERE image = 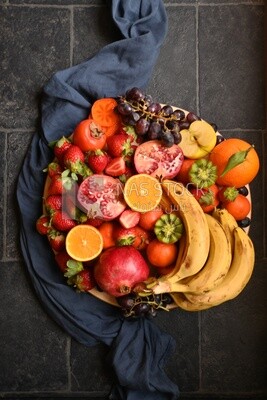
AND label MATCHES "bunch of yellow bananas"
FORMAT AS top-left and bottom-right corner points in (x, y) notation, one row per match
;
(143, 180), (255, 311)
